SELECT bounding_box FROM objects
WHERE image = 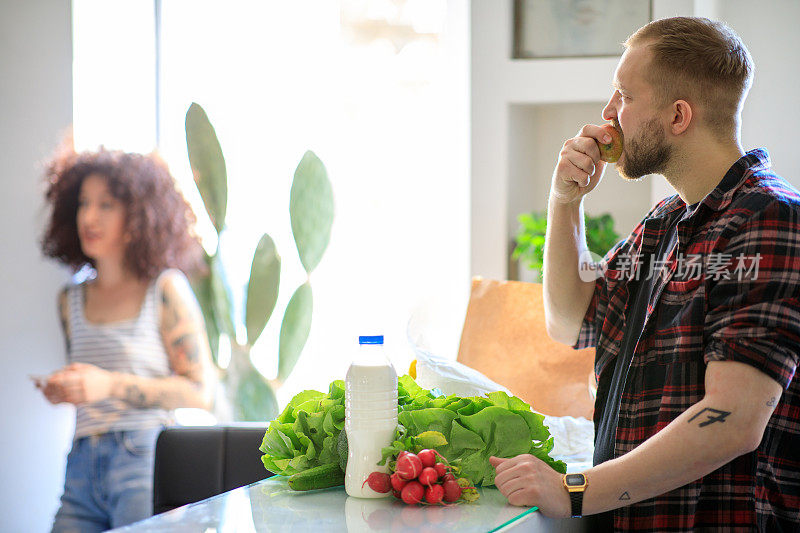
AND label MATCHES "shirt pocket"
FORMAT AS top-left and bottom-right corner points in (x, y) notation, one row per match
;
(653, 277), (705, 362)
(660, 277), (703, 305)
